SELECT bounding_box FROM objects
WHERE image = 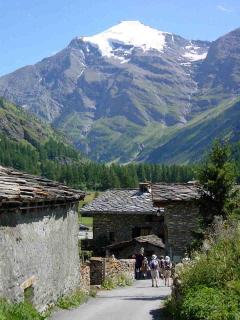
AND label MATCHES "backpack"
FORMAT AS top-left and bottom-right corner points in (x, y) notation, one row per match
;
(150, 259), (159, 270)
(160, 259), (165, 269)
(164, 260), (171, 270)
